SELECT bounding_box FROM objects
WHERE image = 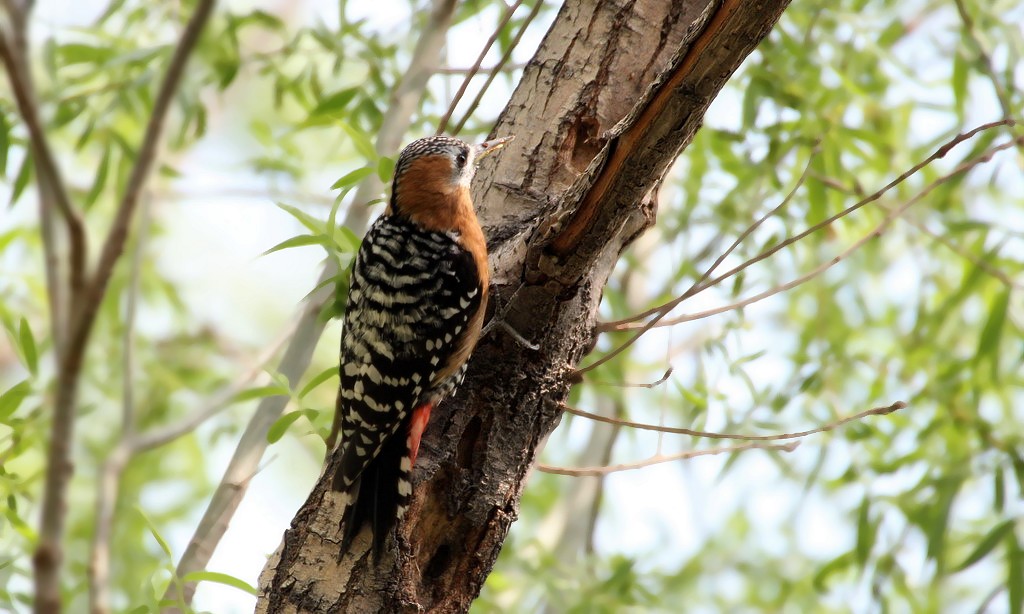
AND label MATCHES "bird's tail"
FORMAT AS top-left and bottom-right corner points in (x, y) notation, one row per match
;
(334, 401), (434, 560)
(335, 429), (412, 560)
